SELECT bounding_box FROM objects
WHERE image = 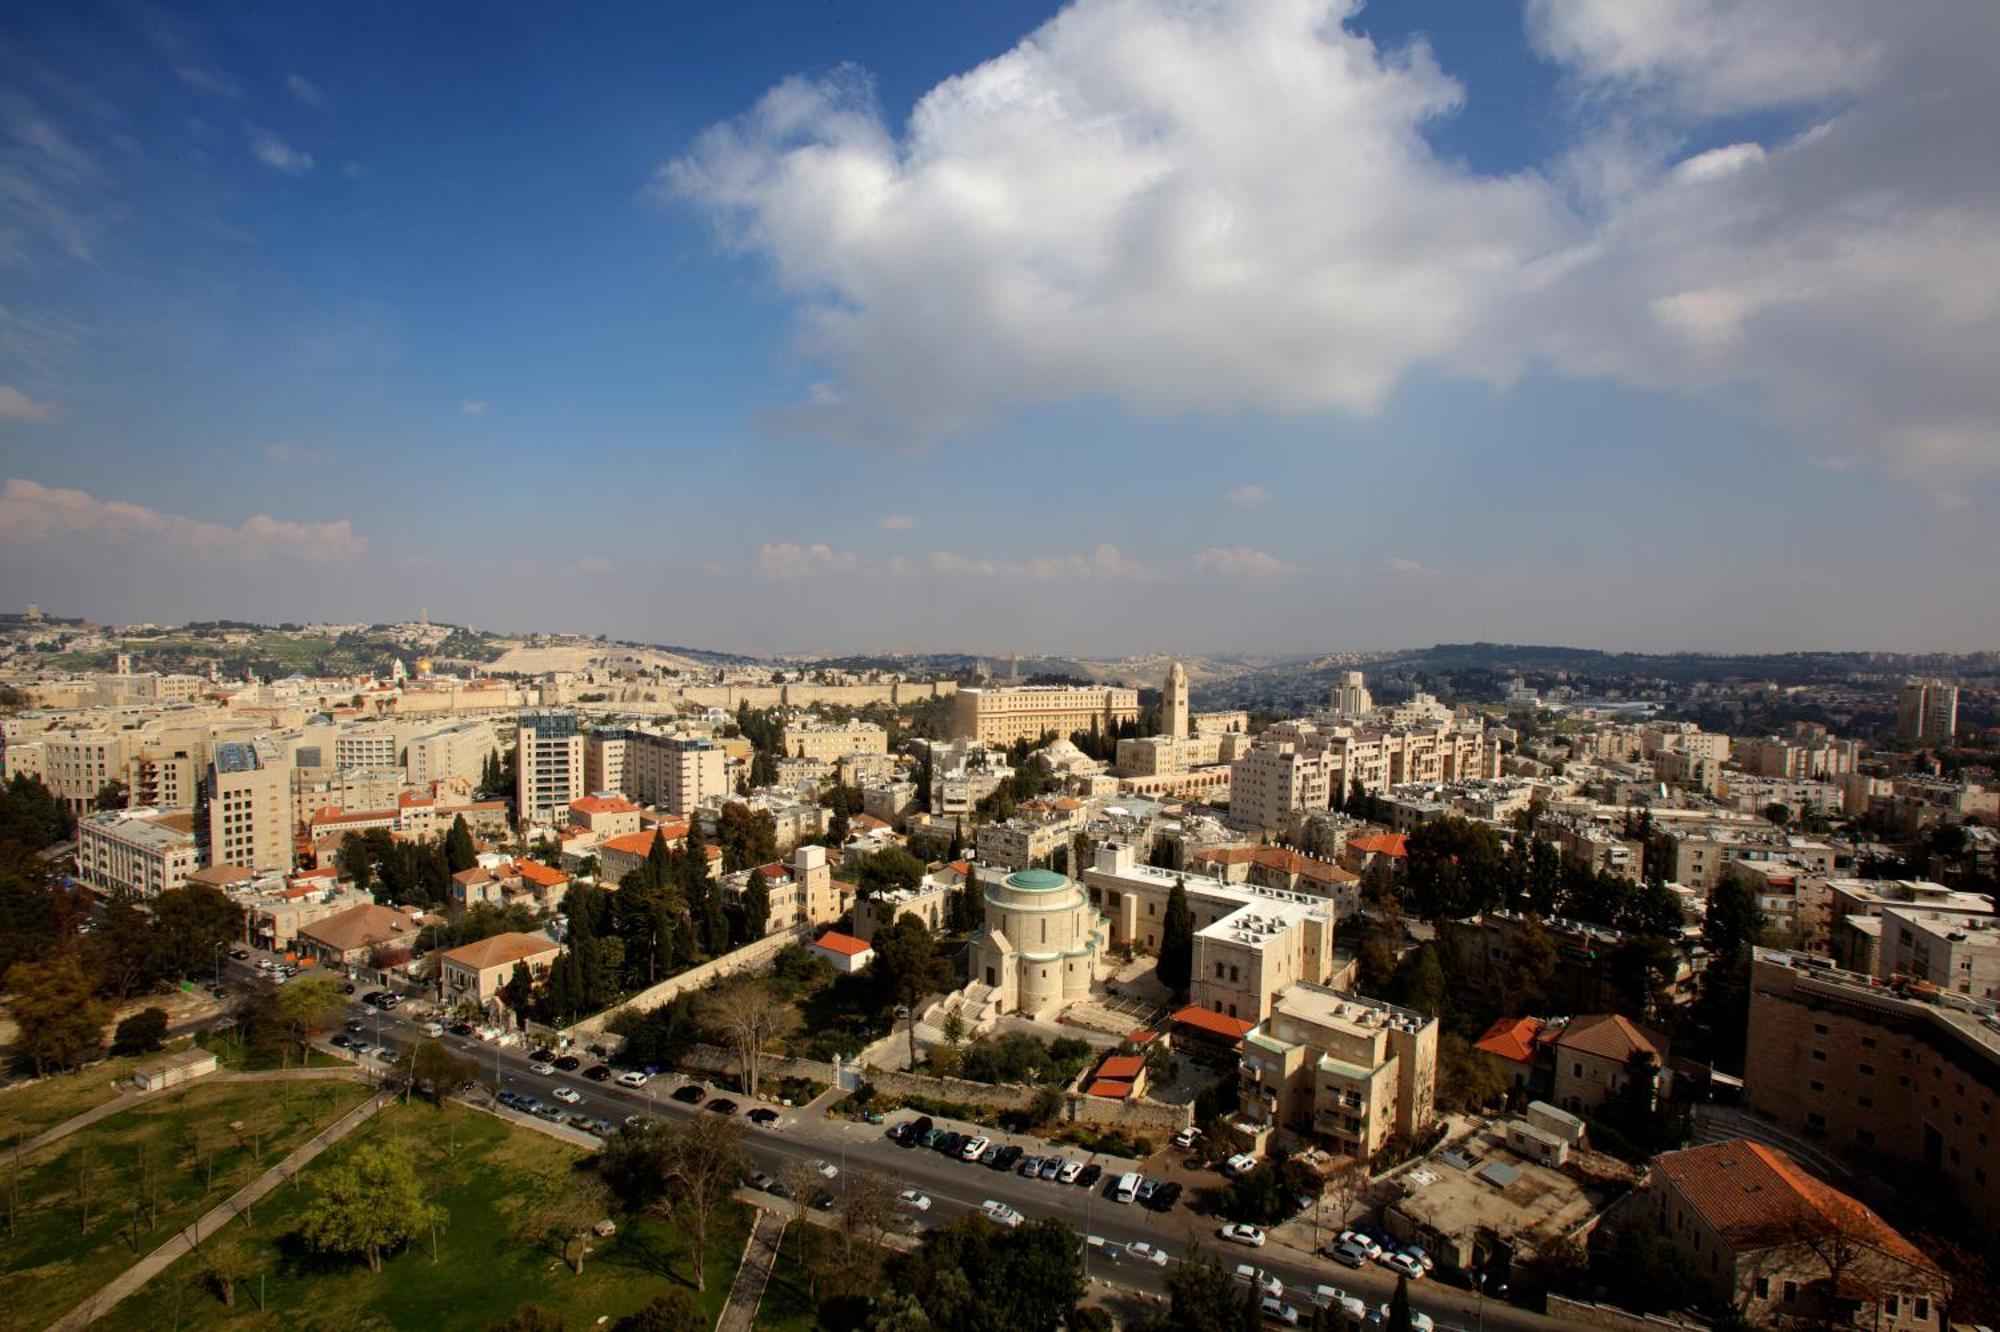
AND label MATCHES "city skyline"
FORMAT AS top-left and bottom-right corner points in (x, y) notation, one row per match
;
(1, 0), (1996, 654)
